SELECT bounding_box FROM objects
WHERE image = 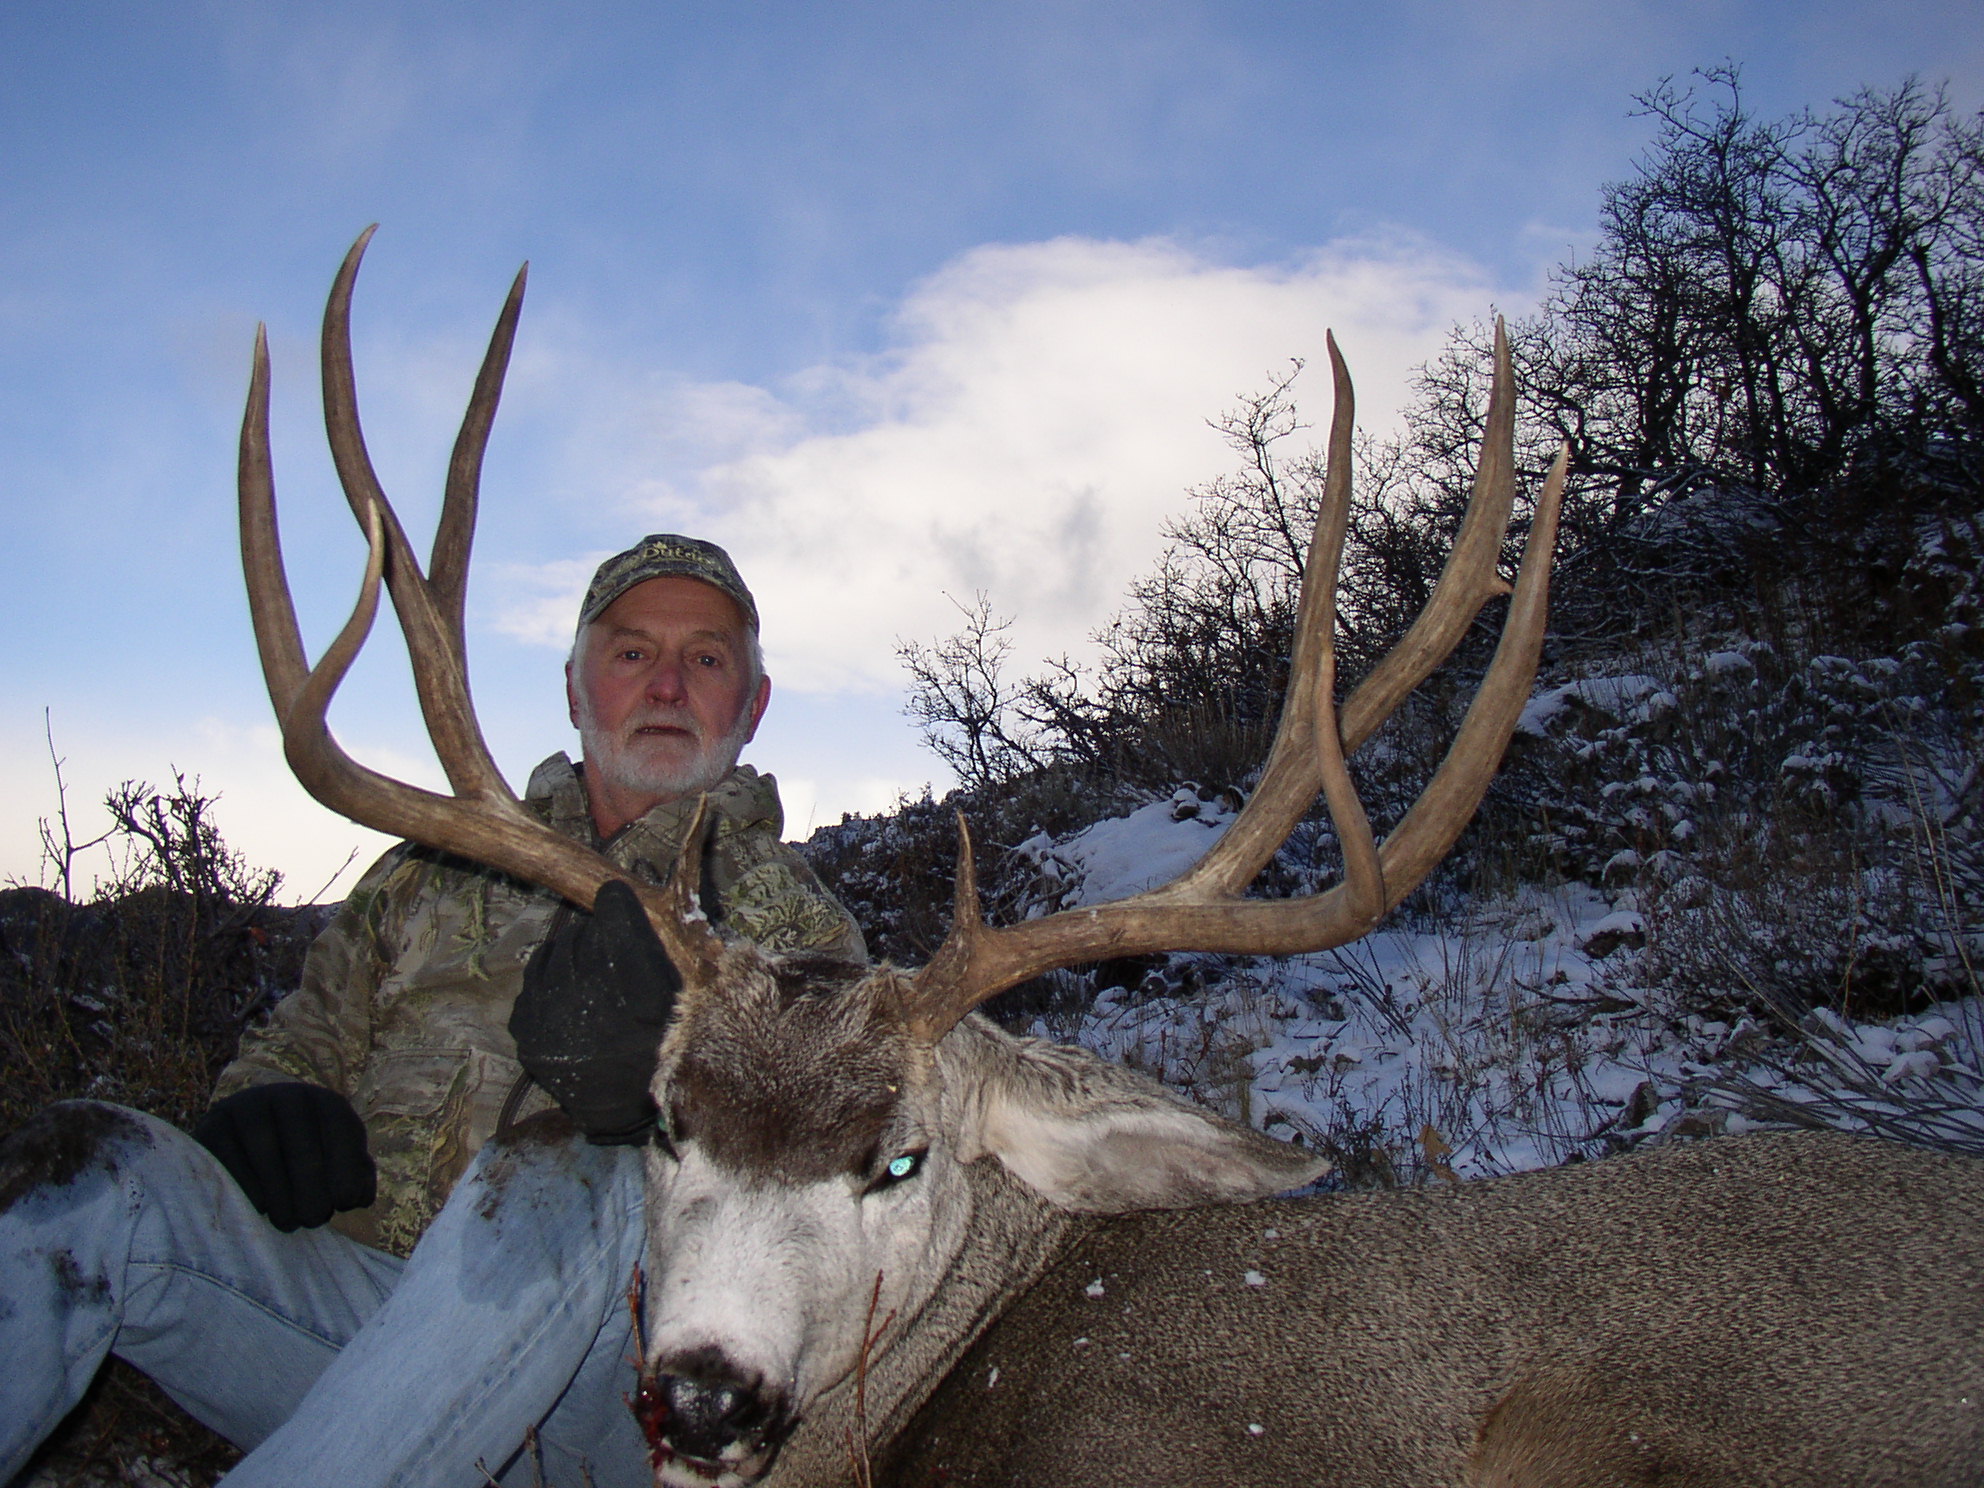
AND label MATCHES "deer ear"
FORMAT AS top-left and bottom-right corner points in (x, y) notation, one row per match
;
(944, 1019), (1330, 1214)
